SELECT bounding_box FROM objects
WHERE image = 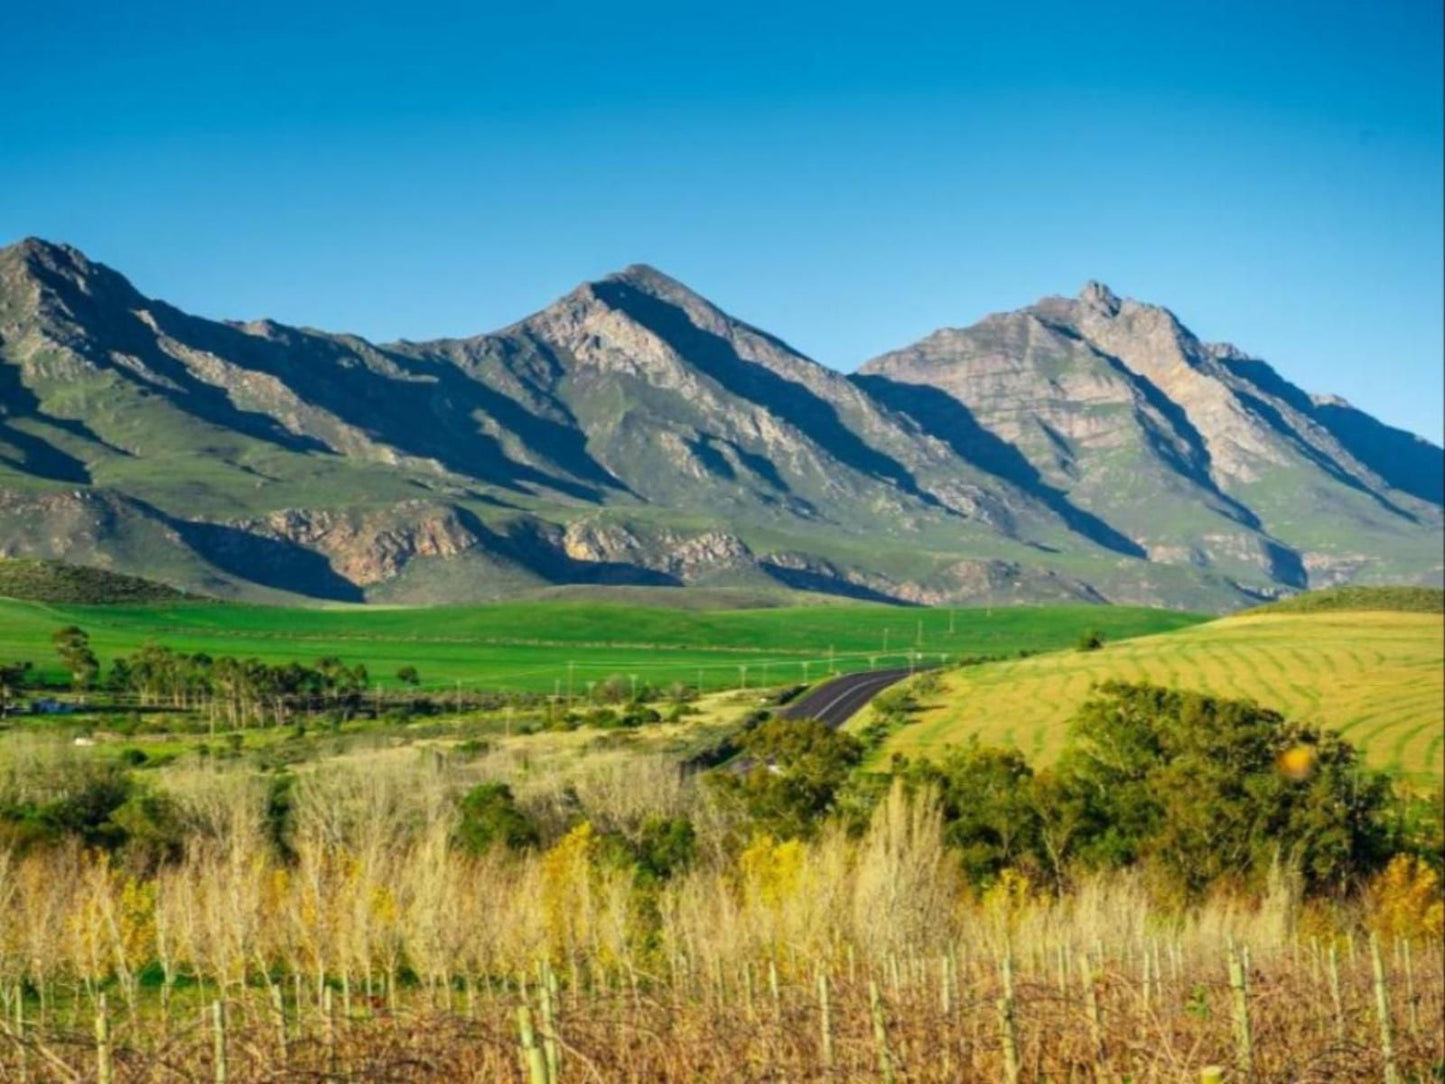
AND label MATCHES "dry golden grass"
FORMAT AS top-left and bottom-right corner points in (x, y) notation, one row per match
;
(0, 772), (1439, 1081)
